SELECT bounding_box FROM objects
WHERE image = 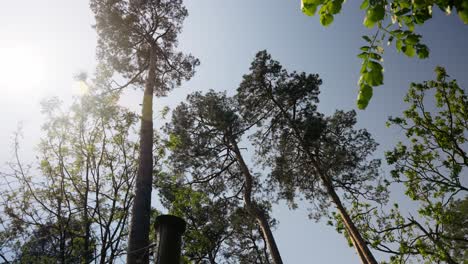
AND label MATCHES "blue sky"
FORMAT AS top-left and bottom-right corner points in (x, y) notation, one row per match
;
(0, 1), (467, 263)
